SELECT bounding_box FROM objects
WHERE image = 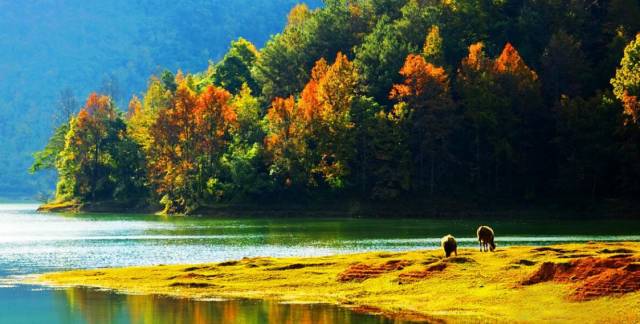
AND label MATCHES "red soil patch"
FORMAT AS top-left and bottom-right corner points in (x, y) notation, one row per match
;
(338, 260), (412, 282)
(522, 256), (640, 300)
(398, 262), (448, 284)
